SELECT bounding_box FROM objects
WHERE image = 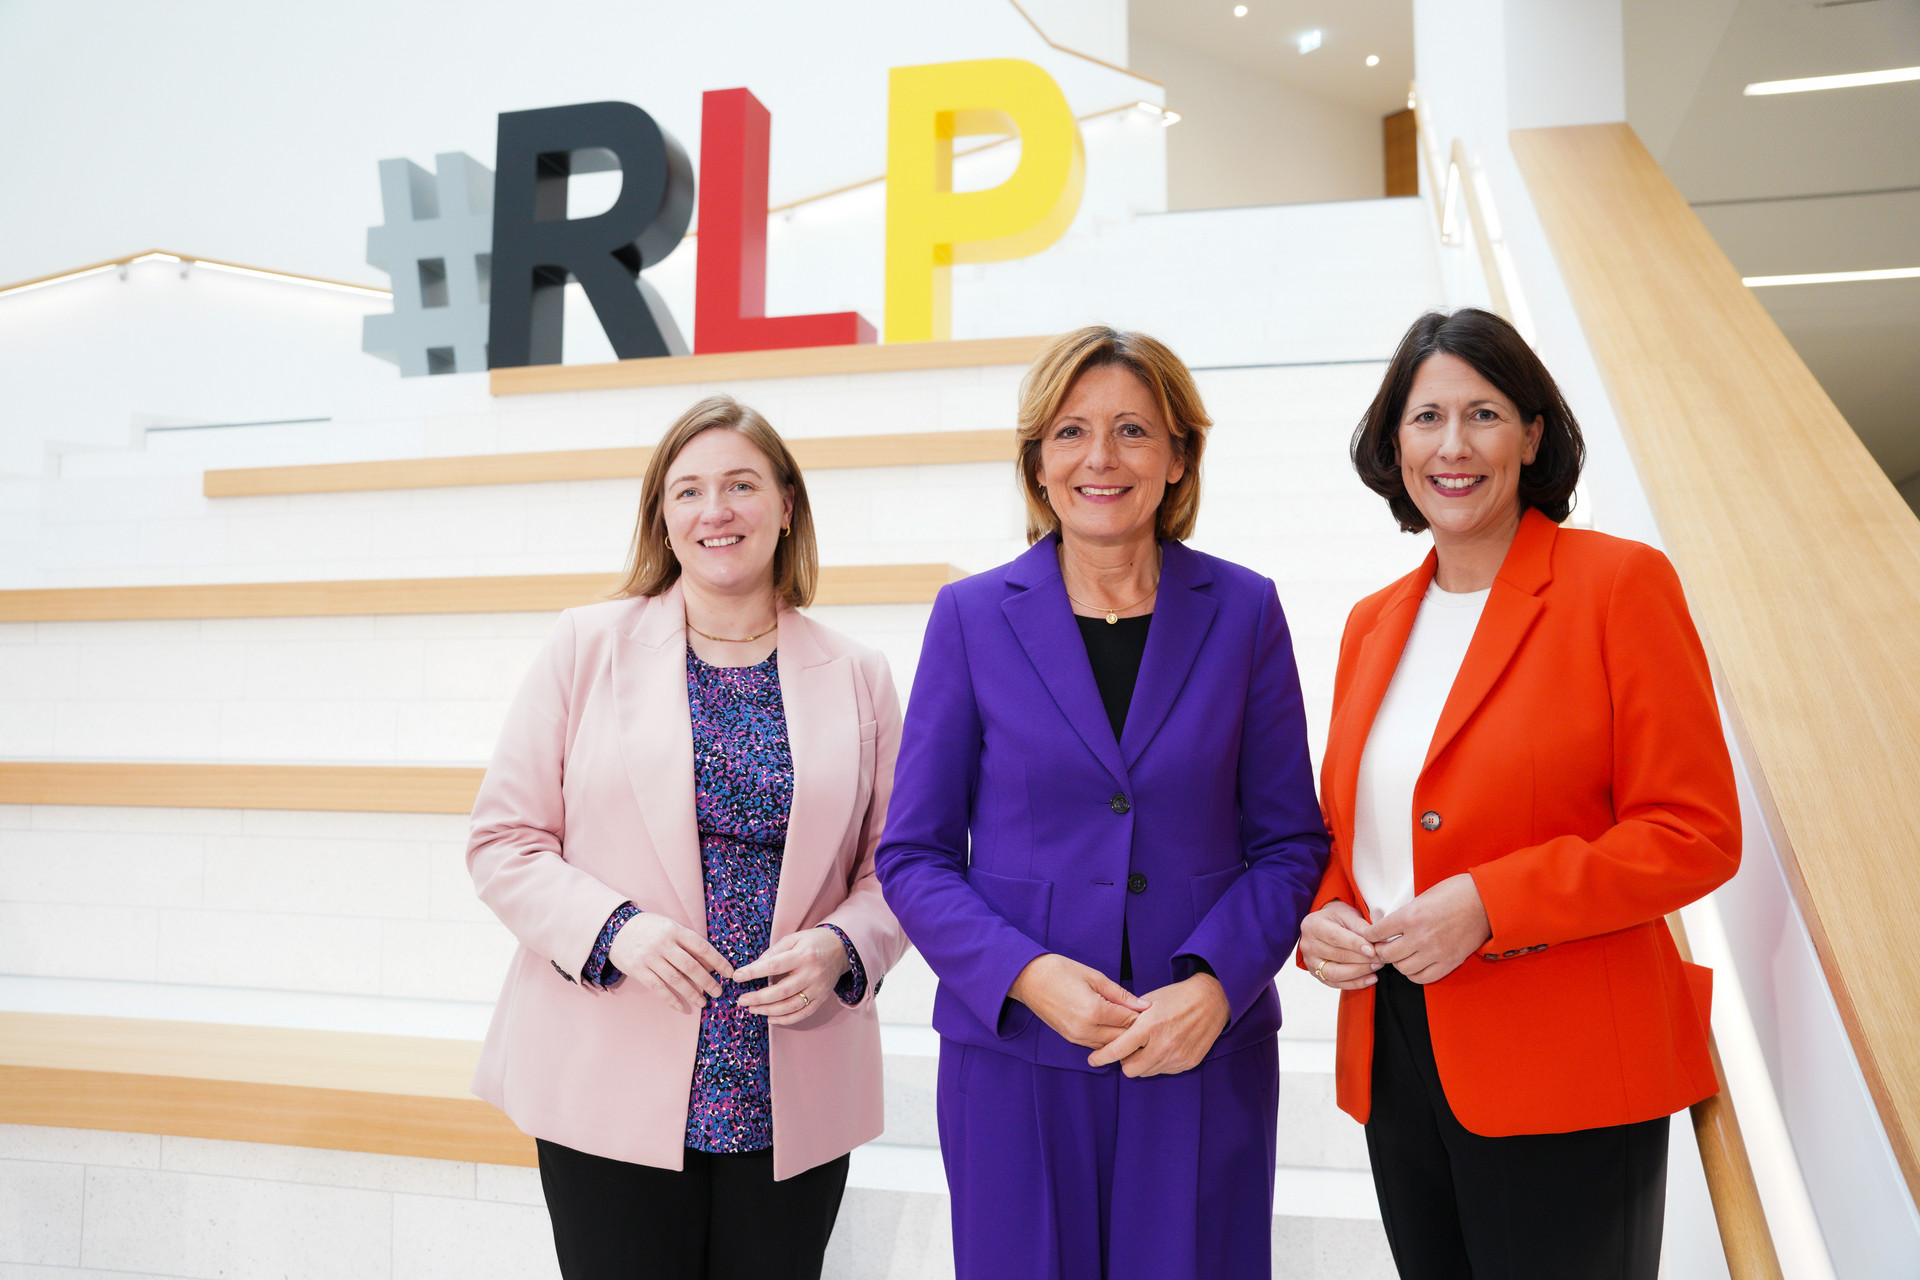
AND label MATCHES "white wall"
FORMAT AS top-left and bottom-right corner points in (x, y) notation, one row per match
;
(1015, 0), (1129, 67)
(0, 0), (1160, 290)
(1130, 35), (1385, 211)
